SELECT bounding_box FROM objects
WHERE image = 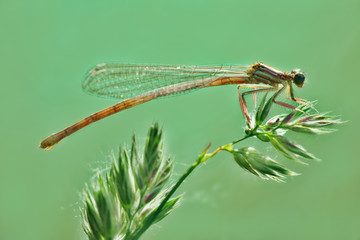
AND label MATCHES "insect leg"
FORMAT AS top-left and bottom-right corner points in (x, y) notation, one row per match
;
(287, 84), (318, 112)
(270, 85), (299, 110)
(237, 85), (277, 124)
